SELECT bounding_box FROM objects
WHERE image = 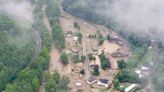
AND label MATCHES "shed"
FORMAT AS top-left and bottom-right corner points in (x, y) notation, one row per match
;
(76, 80), (82, 87)
(73, 36), (78, 41)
